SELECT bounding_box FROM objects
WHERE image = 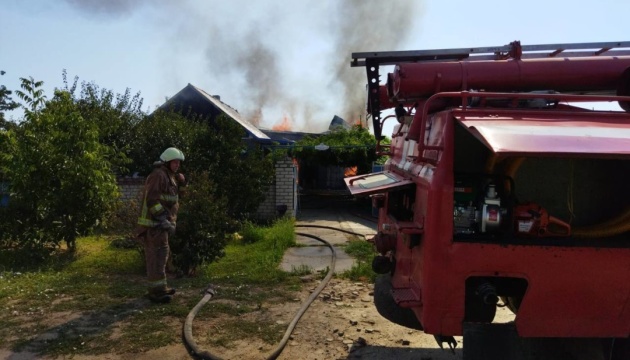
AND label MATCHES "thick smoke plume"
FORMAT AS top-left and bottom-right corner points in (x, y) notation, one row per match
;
(63, 0), (420, 132)
(333, 1), (416, 125)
